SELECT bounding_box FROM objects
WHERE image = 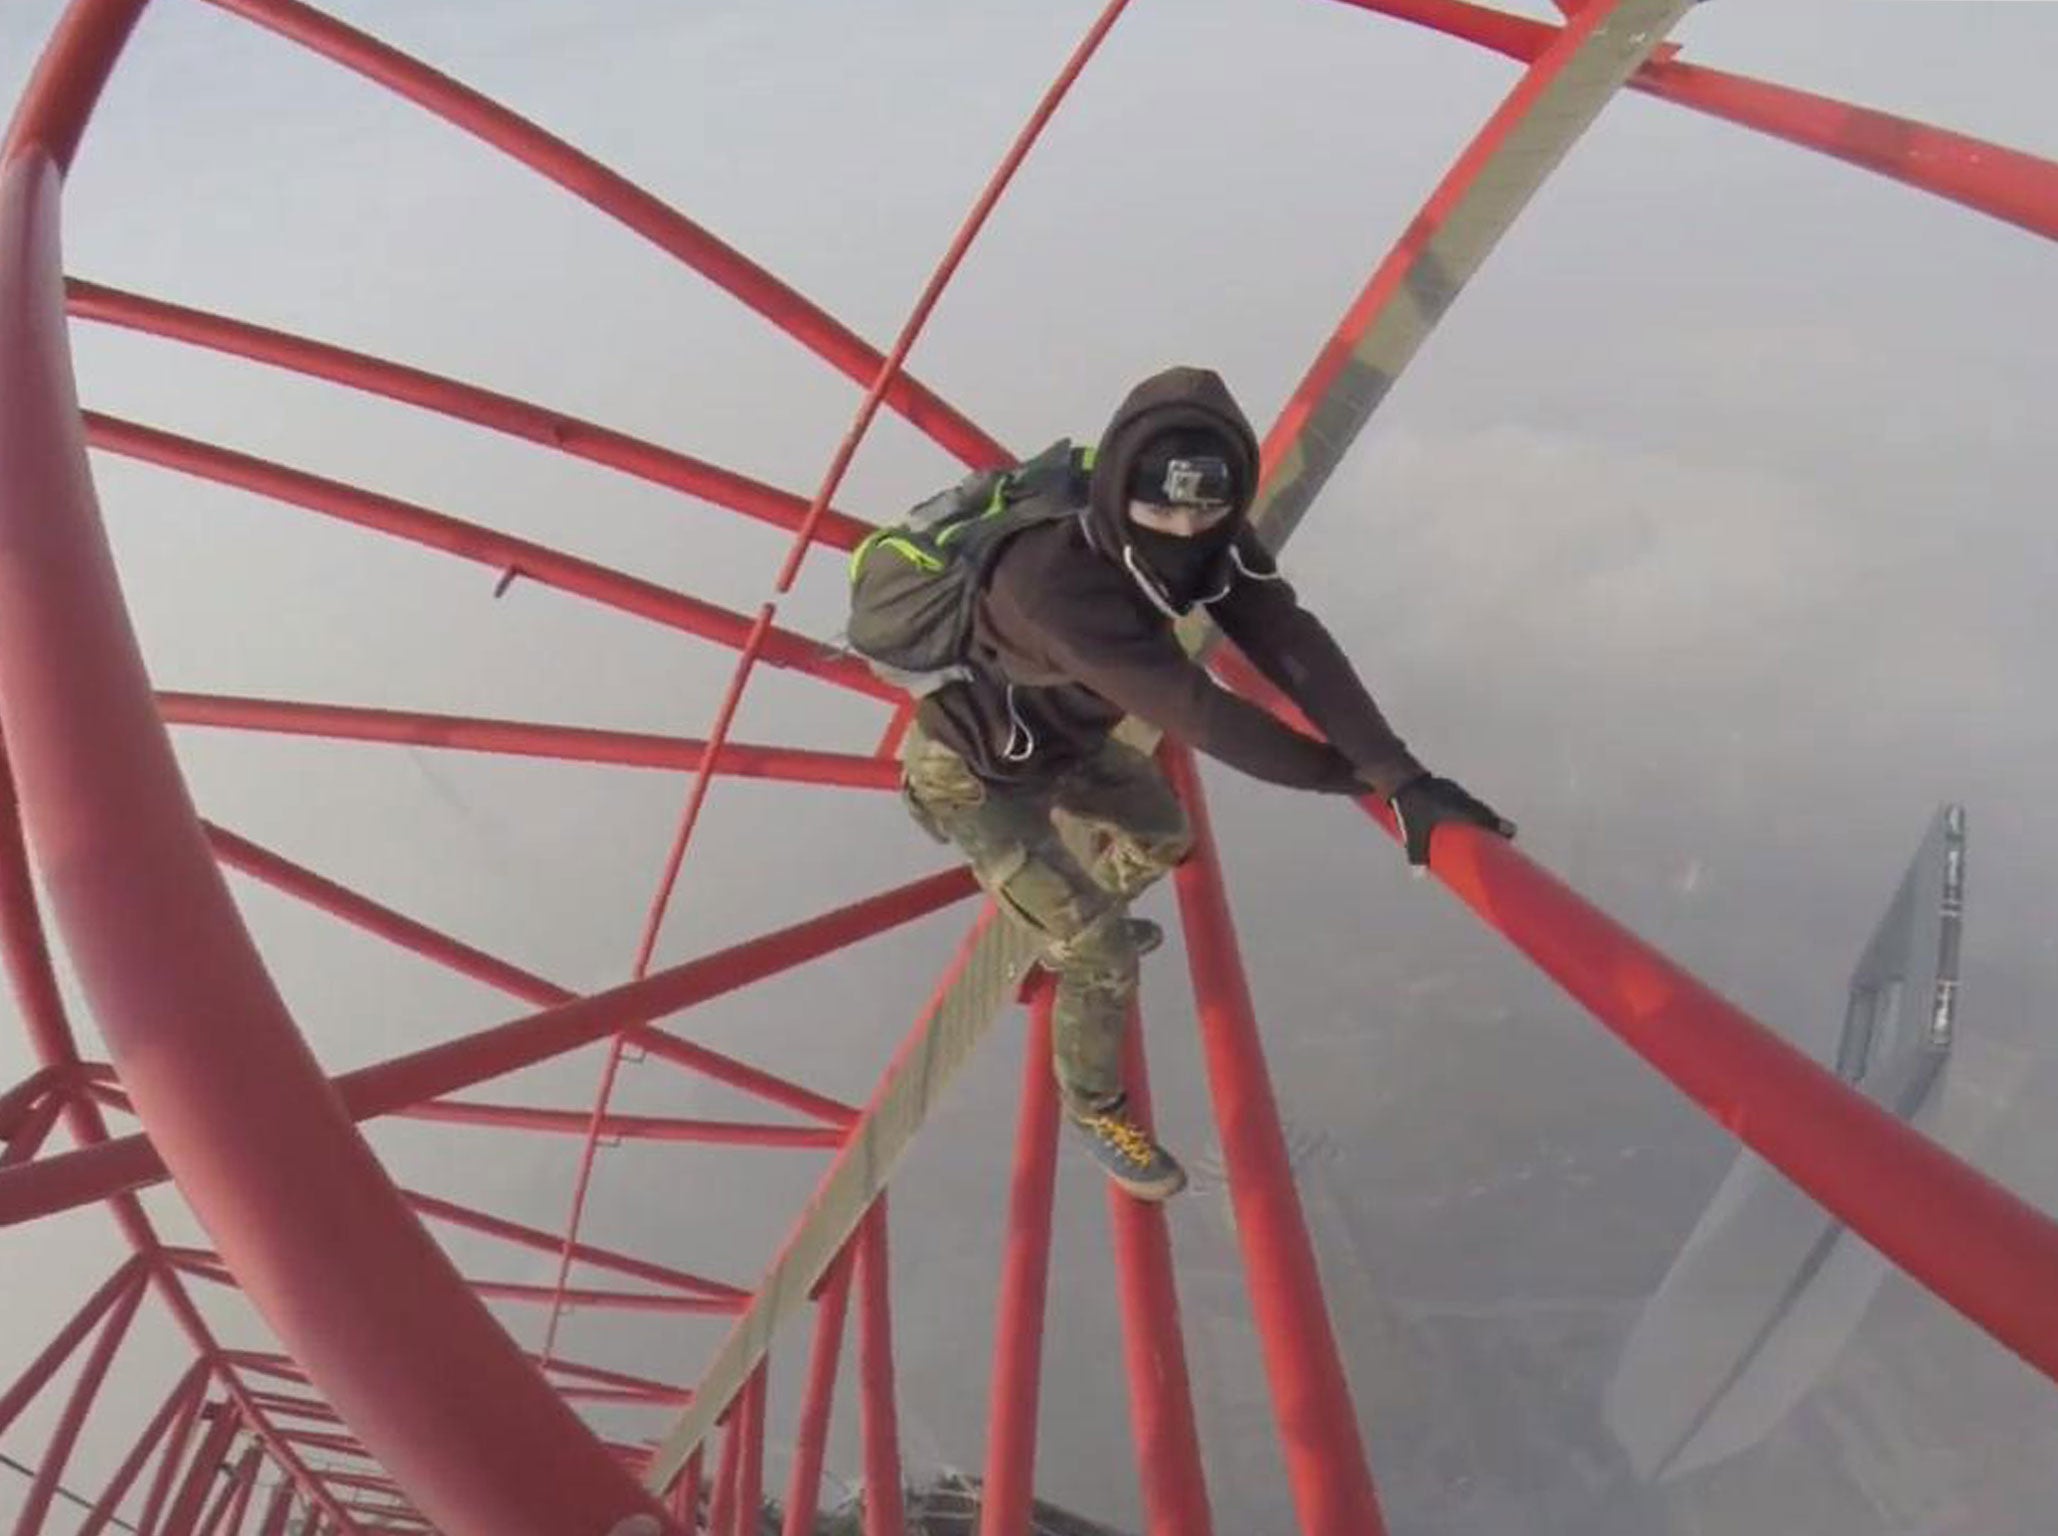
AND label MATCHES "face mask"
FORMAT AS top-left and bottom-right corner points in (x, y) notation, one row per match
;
(1127, 523), (1233, 609)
